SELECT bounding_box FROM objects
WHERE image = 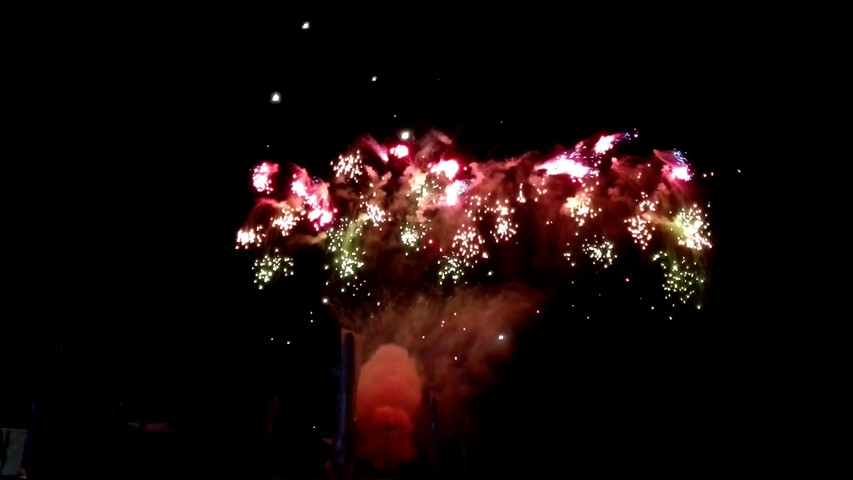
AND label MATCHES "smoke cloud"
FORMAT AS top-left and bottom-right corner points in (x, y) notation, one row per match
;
(355, 344), (423, 471)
